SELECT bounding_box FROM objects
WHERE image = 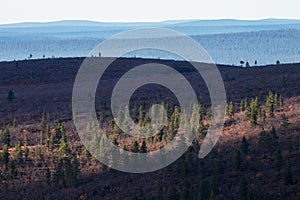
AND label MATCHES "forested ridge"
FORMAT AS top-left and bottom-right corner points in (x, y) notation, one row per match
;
(0, 58), (299, 199)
